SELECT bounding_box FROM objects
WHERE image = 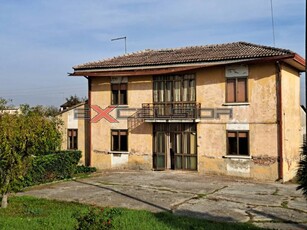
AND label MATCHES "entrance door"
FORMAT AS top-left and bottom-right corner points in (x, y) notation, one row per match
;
(153, 124), (197, 171)
(153, 132), (166, 170)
